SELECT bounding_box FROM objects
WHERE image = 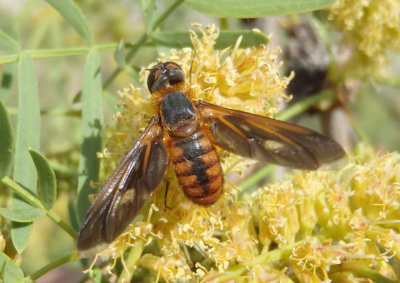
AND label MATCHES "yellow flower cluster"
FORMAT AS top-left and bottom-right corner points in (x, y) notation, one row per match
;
(257, 150), (399, 282)
(328, 0), (400, 77)
(95, 26), (399, 282)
